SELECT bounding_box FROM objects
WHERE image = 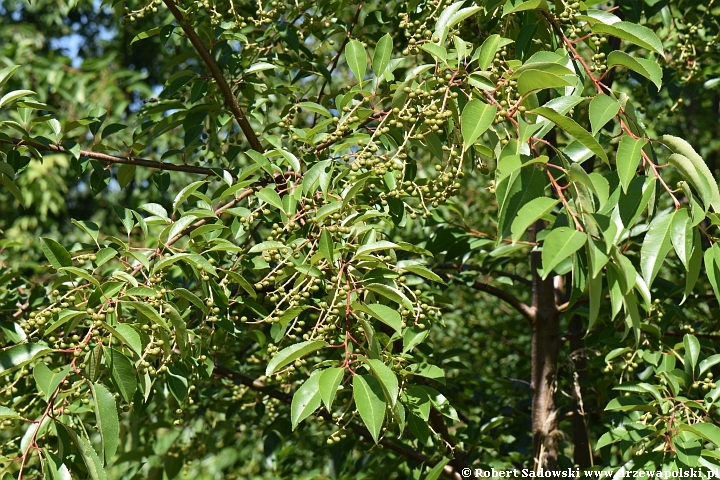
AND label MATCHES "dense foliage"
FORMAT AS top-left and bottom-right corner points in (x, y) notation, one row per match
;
(2, 0), (720, 478)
